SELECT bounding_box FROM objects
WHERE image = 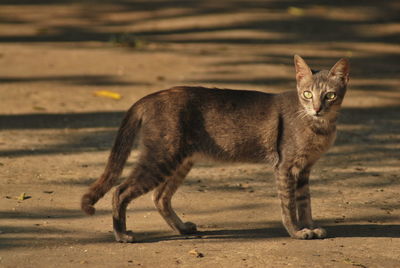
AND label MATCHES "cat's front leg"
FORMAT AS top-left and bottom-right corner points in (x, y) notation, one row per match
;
(296, 169), (326, 239)
(296, 169), (313, 228)
(276, 167), (323, 239)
